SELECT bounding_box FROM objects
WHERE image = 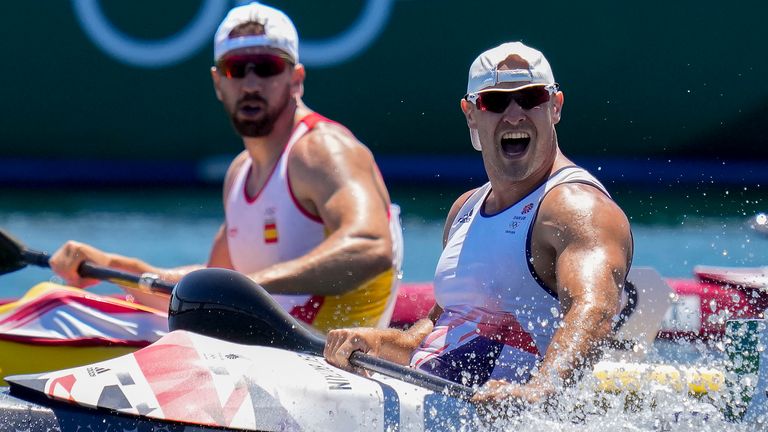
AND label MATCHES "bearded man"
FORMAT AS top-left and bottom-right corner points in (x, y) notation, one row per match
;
(50, 3), (402, 333)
